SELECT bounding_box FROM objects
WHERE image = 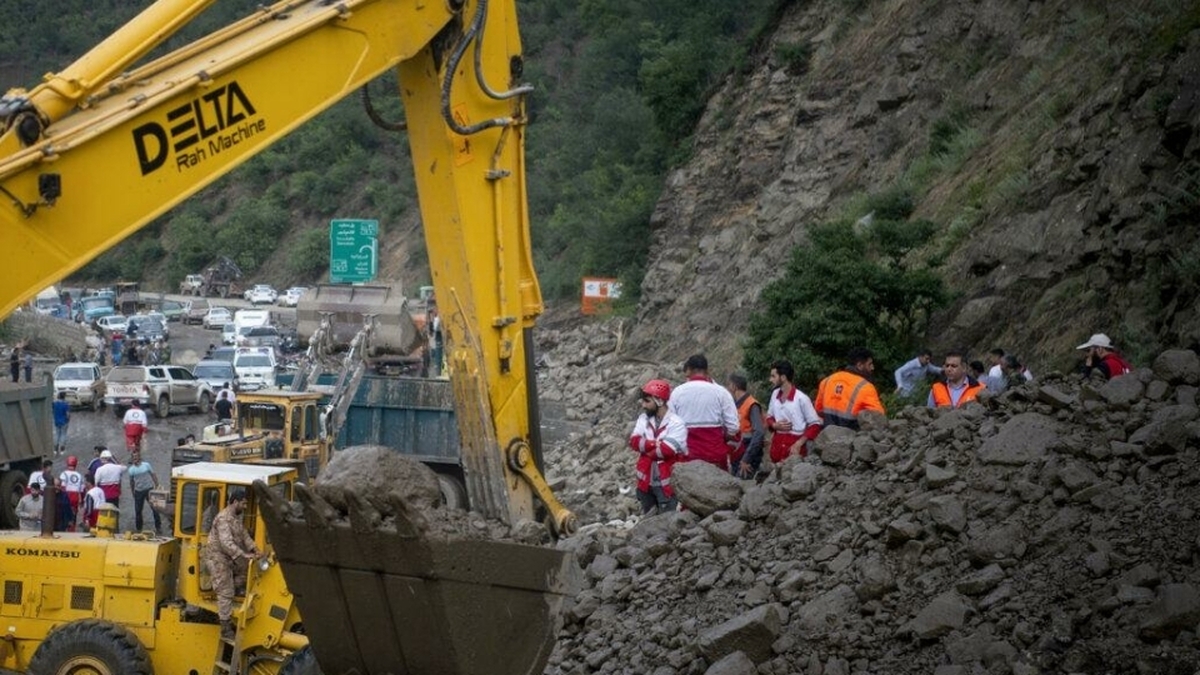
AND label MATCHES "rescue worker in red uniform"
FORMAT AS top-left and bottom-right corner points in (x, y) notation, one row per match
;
(670, 354), (740, 469)
(928, 351), (985, 408)
(628, 379), (688, 515)
(1077, 333), (1132, 380)
(766, 360), (822, 461)
(204, 489), (261, 639)
(814, 347), (886, 430)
